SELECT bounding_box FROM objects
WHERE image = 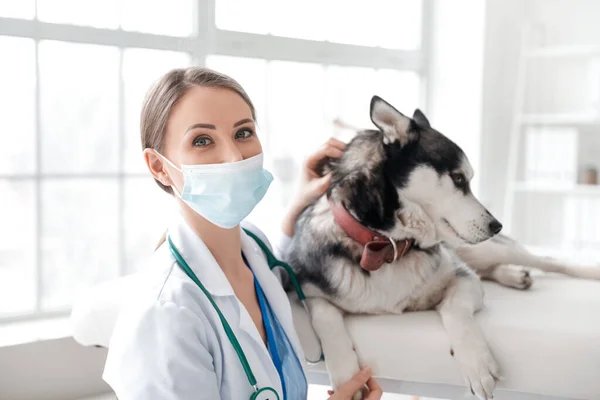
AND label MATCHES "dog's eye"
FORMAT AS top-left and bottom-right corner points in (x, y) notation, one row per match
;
(451, 173), (466, 187)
